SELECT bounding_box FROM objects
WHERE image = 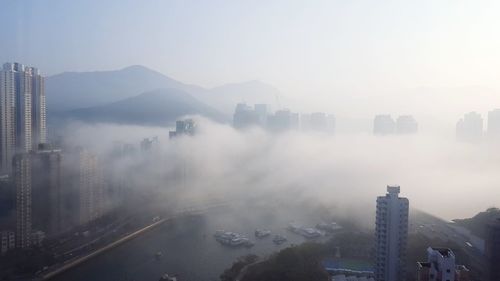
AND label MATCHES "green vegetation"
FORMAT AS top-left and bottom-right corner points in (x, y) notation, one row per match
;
(221, 229), (479, 281)
(240, 243), (330, 281)
(220, 254), (259, 281)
